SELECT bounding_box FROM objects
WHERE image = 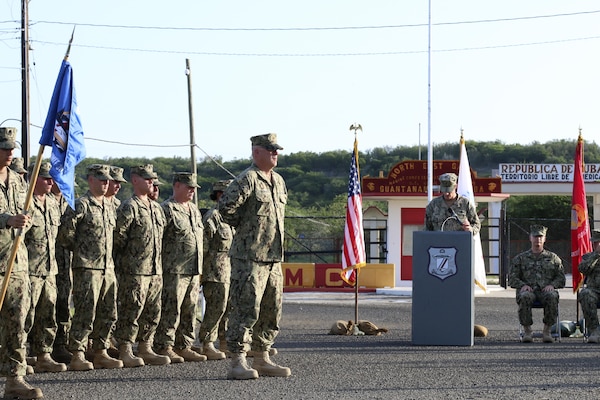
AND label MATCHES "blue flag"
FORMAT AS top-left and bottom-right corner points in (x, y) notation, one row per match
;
(40, 59), (86, 209)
